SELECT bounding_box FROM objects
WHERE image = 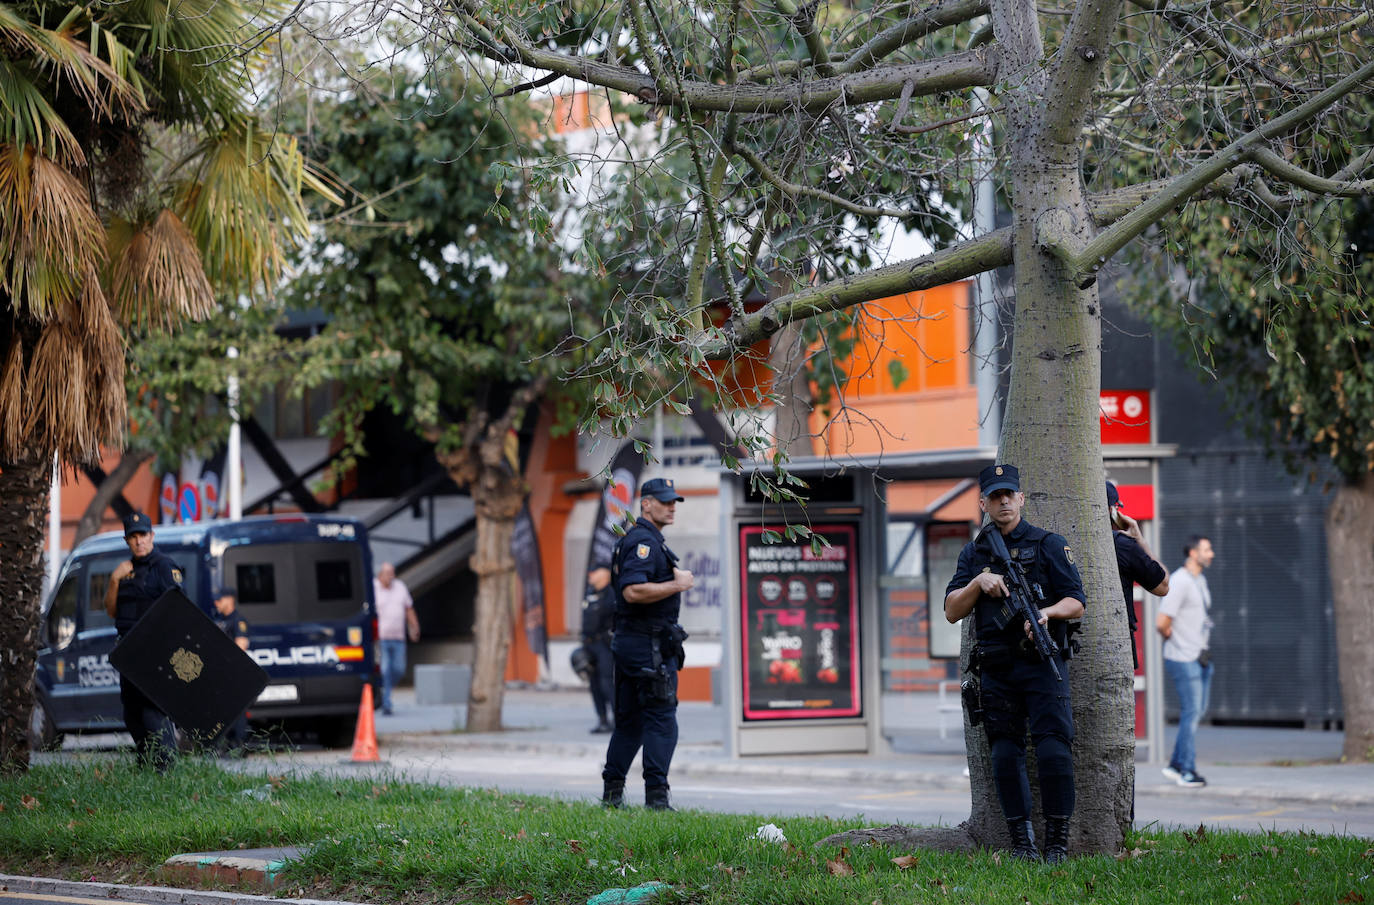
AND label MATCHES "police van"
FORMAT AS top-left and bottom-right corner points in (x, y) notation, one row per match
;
(32, 514), (379, 749)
